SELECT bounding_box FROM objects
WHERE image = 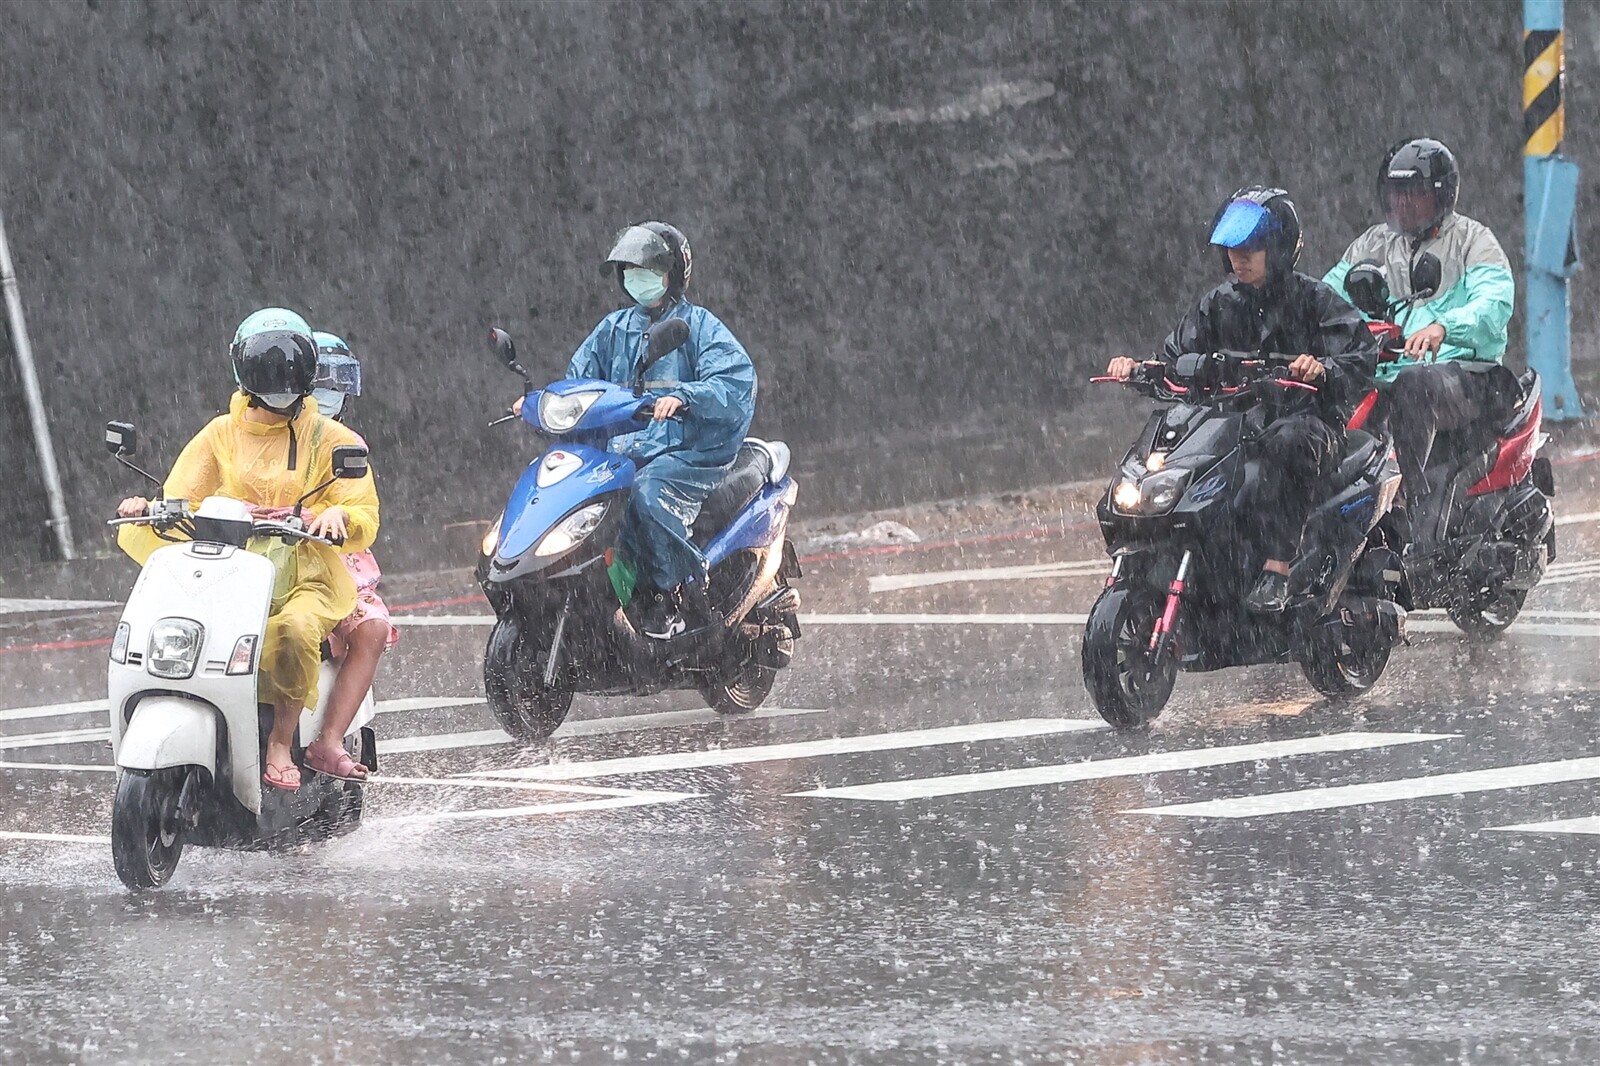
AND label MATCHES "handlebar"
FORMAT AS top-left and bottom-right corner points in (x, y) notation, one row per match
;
(108, 507), (341, 546)
(1092, 352), (1319, 398)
